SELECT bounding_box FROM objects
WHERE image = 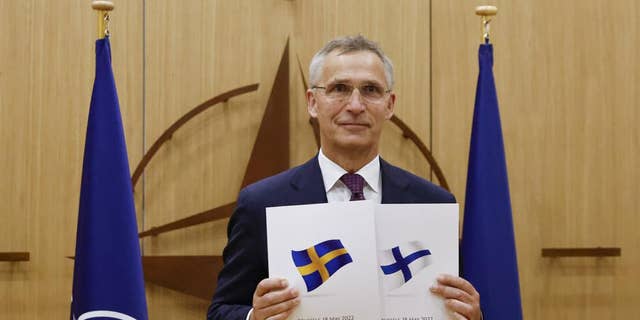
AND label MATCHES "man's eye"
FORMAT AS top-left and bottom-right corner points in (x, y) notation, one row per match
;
(362, 85), (381, 94)
(331, 83), (349, 93)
